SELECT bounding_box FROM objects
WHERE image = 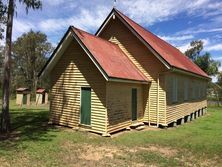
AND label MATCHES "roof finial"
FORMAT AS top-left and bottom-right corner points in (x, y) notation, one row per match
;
(113, 0), (117, 8)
